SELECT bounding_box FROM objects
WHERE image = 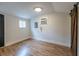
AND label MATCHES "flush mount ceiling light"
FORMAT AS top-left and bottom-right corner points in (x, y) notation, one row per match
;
(34, 8), (42, 12)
